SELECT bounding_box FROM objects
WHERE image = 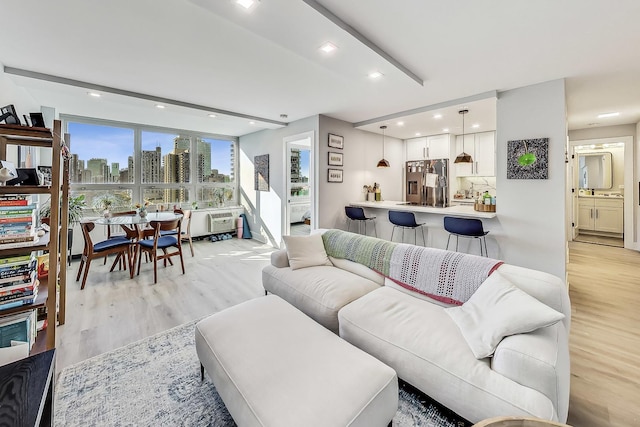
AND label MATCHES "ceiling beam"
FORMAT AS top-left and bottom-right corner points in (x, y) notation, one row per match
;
(301, 0), (424, 86)
(4, 66), (288, 127)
